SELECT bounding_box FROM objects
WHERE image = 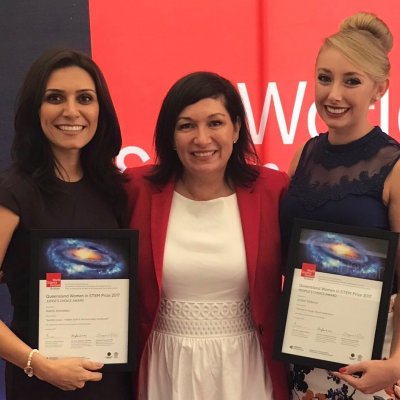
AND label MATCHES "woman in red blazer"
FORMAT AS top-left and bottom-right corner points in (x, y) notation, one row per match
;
(125, 72), (289, 400)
